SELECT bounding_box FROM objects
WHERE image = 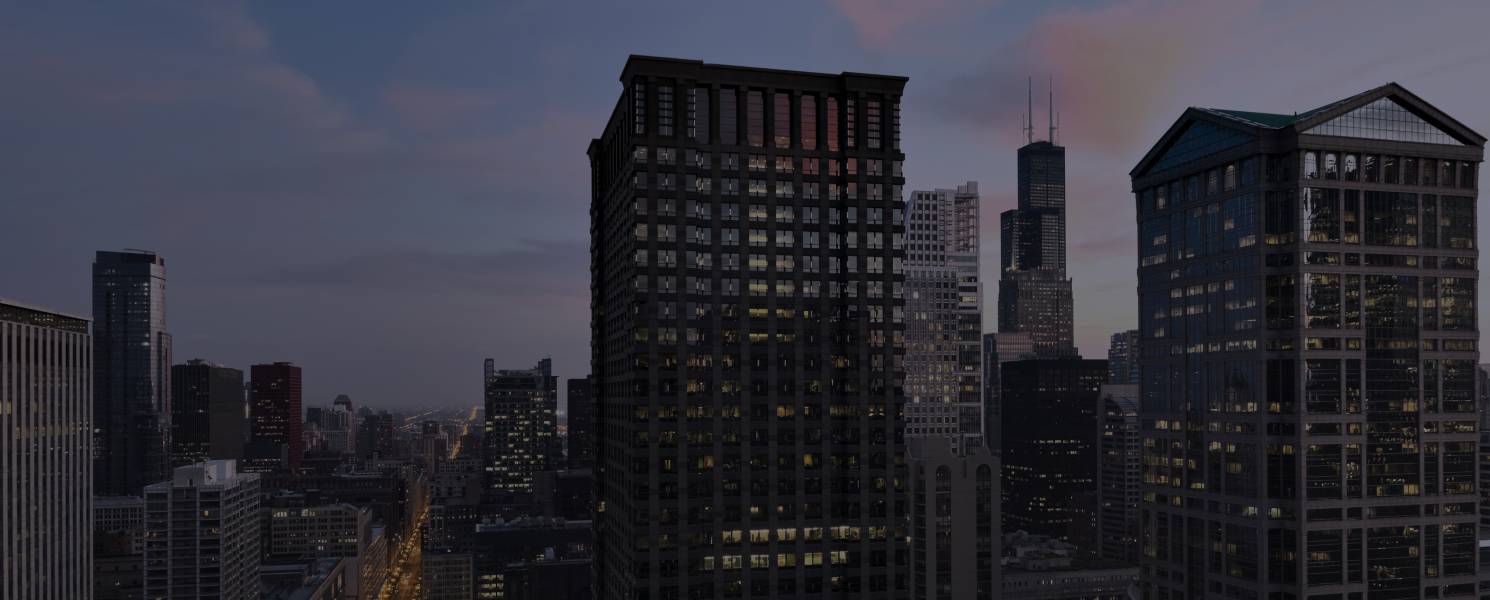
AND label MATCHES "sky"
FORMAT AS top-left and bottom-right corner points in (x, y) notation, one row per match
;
(5, 1), (1489, 412)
